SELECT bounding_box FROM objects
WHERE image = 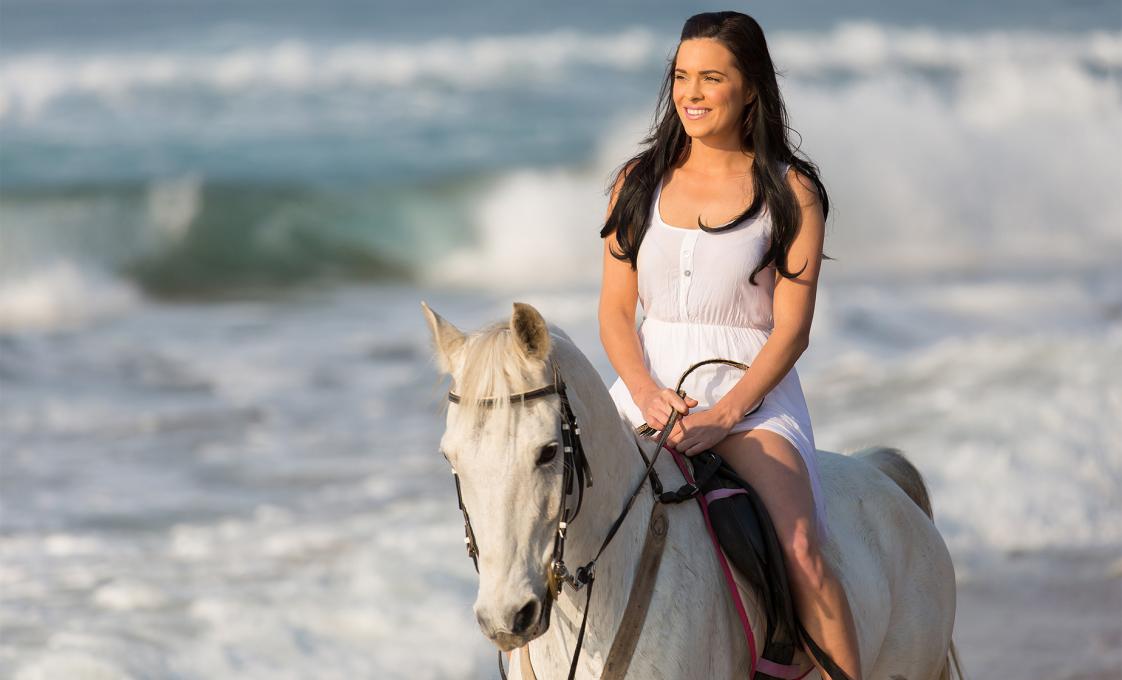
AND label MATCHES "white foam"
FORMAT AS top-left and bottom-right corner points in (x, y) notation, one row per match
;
(0, 261), (141, 332)
(43, 533), (104, 557)
(0, 27), (661, 121)
(807, 323), (1122, 554)
(14, 651), (133, 680)
(423, 166), (608, 290)
(771, 21), (1121, 75)
(1, 22), (1116, 124)
(145, 174), (202, 244)
(92, 579), (168, 611)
